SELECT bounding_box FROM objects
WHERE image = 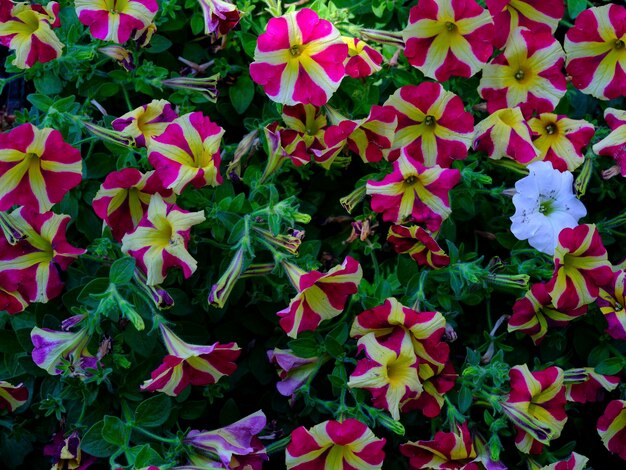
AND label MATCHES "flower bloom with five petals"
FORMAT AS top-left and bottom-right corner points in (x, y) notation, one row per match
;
(75, 0), (158, 44)
(0, 123), (82, 212)
(278, 257), (362, 338)
(0, 1), (63, 69)
(384, 83), (474, 166)
(597, 400), (626, 460)
(501, 364), (567, 454)
(30, 326), (93, 375)
(402, 0), (494, 82)
(596, 269), (626, 340)
(93, 168), (174, 241)
(197, 0), (240, 38)
(121, 194), (206, 286)
(343, 37), (383, 78)
(592, 108), (626, 176)
(564, 4), (626, 100)
(249, 8), (348, 106)
(528, 113), (595, 172)
(148, 112), (225, 194)
(285, 419), (386, 469)
(479, 27), (566, 118)
(141, 323), (240, 396)
(112, 99), (178, 147)
(0, 381), (28, 412)
(387, 225), (450, 269)
(366, 154), (460, 231)
(563, 368), (620, 404)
